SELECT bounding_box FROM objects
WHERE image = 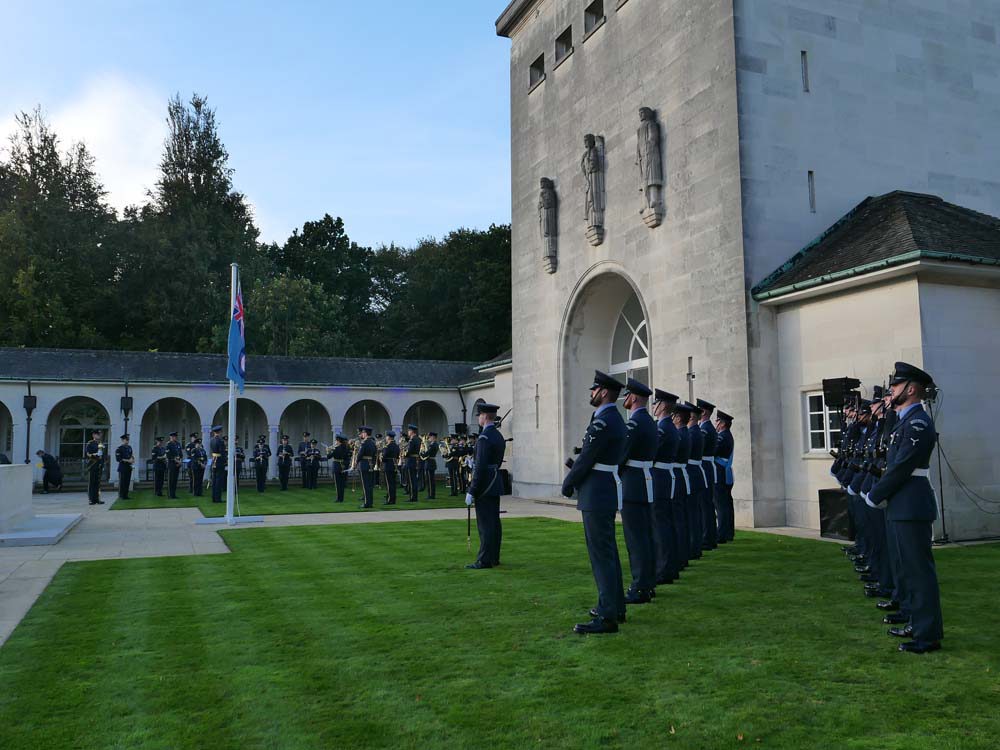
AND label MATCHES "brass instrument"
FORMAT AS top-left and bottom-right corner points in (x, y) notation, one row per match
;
(349, 440), (359, 474)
